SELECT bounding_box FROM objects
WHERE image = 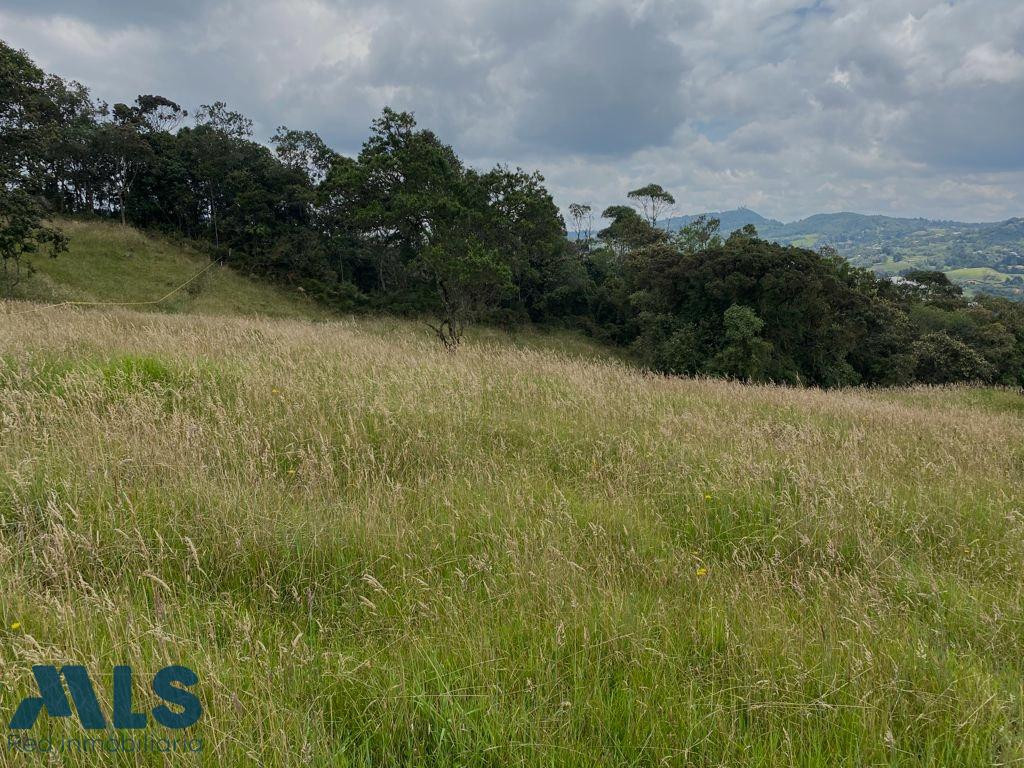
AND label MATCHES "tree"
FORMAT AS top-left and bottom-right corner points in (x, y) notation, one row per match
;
(4, 32), (1022, 388)
(568, 203), (593, 243)
(1, 41), (48, 184)
(34, 74), (102, 214)
(114, 94), (187, 133)
(901, 269), (963, 307)
(674, 214), (722, 254)
(710, 305), (773, 381)
(417, 238), (513, 349)
(180, 102), (258, 245)
(912, 331), (994, 384)
(271, 127), (337, 186)
(0, 186), (67, 296)
(88, 94), (187, 227)
(630, 311), (701, 375)
(0, 41), (68, 294)
(469, 165), (571, 323)
(729, 223), (760, 241)
(598, 205), (664, 257)
(179, 115), (256, 246)
(322, 109), (557, 338)
(975, 296), (1024, 386)
(194, 101), (252, 139)
(627, 183), (675, 228)
(623, 230), (908, 386)
(352, 108), (465, 294)
(93, 119), (152, 226)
